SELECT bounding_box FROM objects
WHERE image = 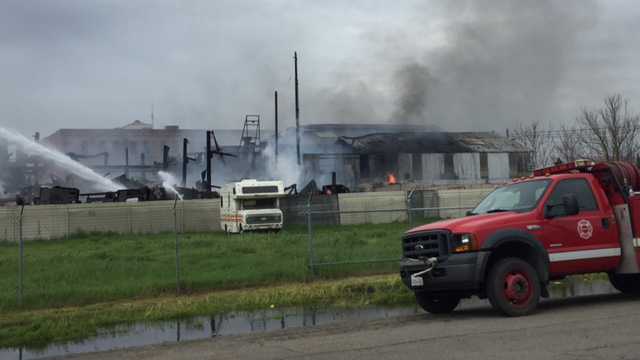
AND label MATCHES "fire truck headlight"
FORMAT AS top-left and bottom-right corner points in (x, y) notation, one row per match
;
(451, 234), (477, 253)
